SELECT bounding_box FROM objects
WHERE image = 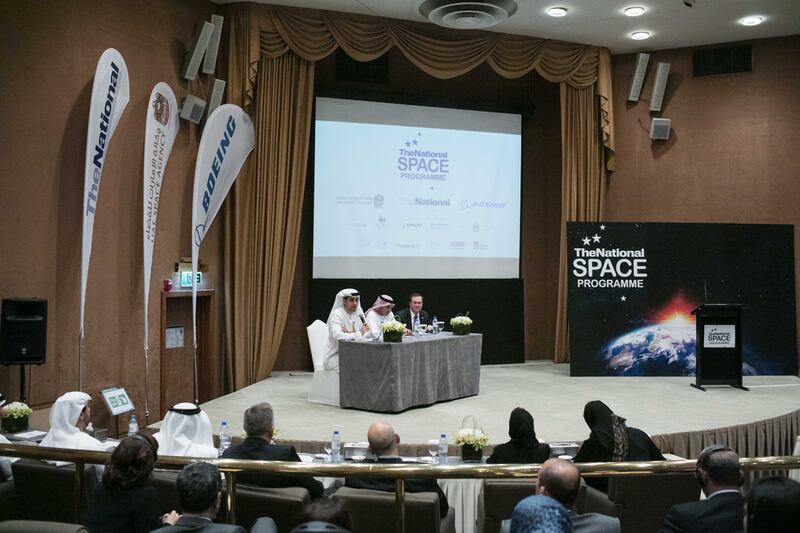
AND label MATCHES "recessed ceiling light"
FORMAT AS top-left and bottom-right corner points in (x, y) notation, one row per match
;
(624, 6), (646, 17)
(547, 7), (568, 17)
(738, 15), (763, 27)
(630, 31), (651, 40)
